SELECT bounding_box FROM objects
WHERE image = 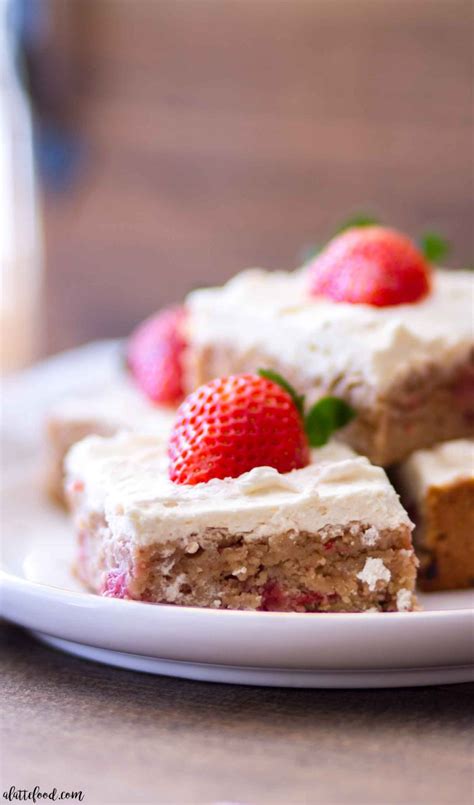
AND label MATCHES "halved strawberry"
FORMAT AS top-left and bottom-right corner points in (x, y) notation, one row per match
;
(127, 306), (187, 405)
(308, 226), (431, 307)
